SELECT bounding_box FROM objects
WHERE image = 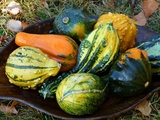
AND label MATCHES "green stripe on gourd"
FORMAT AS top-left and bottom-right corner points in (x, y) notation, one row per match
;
(71, 28), (98, 73)
(136, 35), (160, 76)
(89, 22), (120, 73)
(5, 46), (61, 89)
